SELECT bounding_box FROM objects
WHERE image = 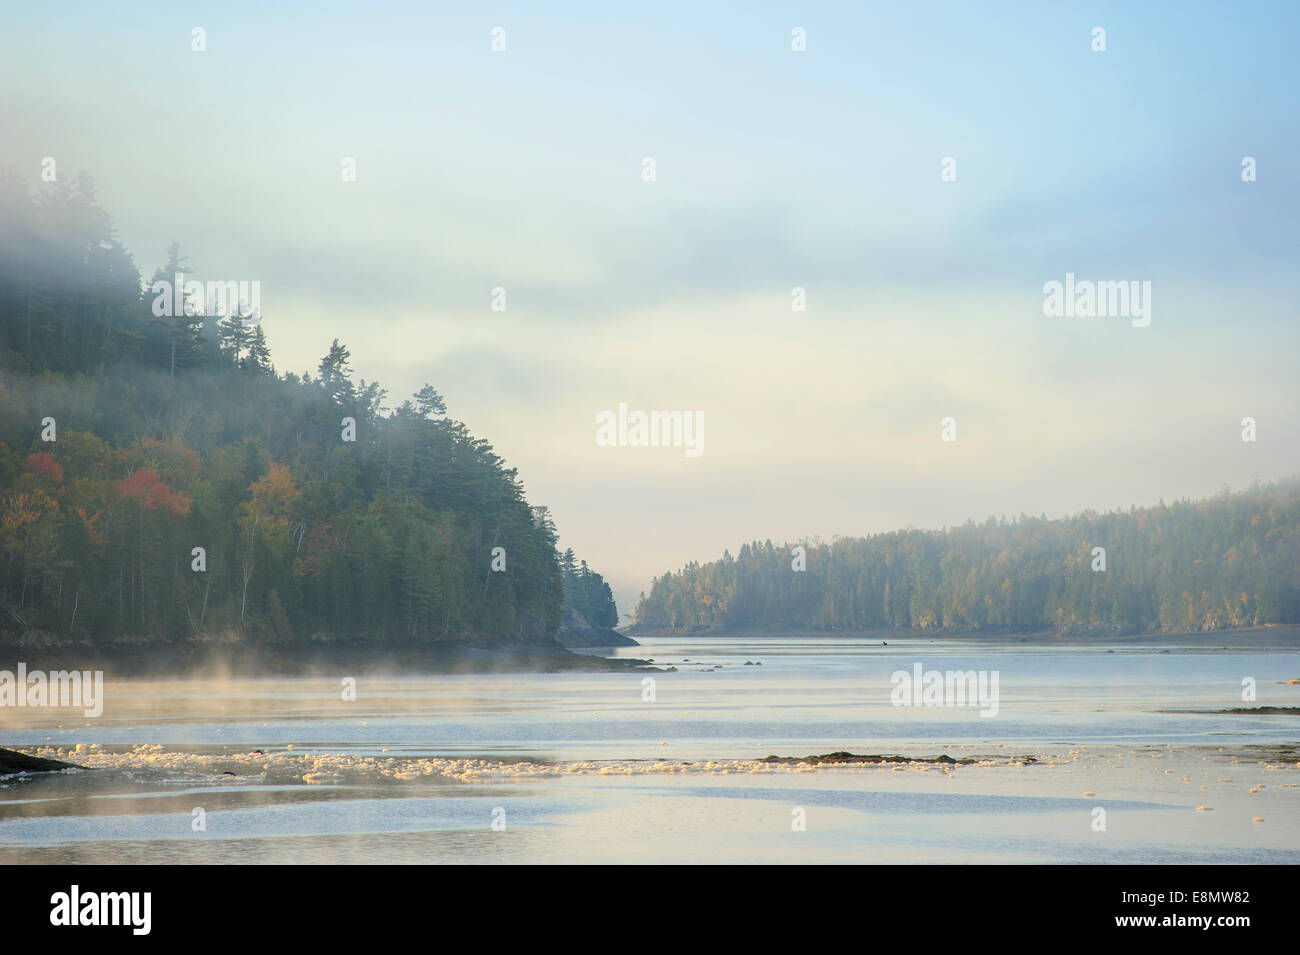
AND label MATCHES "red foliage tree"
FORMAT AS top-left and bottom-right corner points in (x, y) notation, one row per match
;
(24, 451), (64, 484)
(115, 468), (191, 518)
